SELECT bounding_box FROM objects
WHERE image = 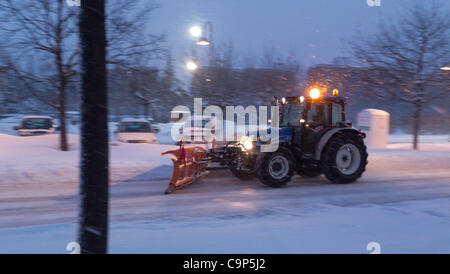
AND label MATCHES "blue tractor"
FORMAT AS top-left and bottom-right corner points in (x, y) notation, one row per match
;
(208, 89), (368, 187)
